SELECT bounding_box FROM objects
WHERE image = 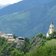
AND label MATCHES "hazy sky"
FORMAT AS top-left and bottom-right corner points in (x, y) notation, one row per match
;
(0, 0), (22, 7)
